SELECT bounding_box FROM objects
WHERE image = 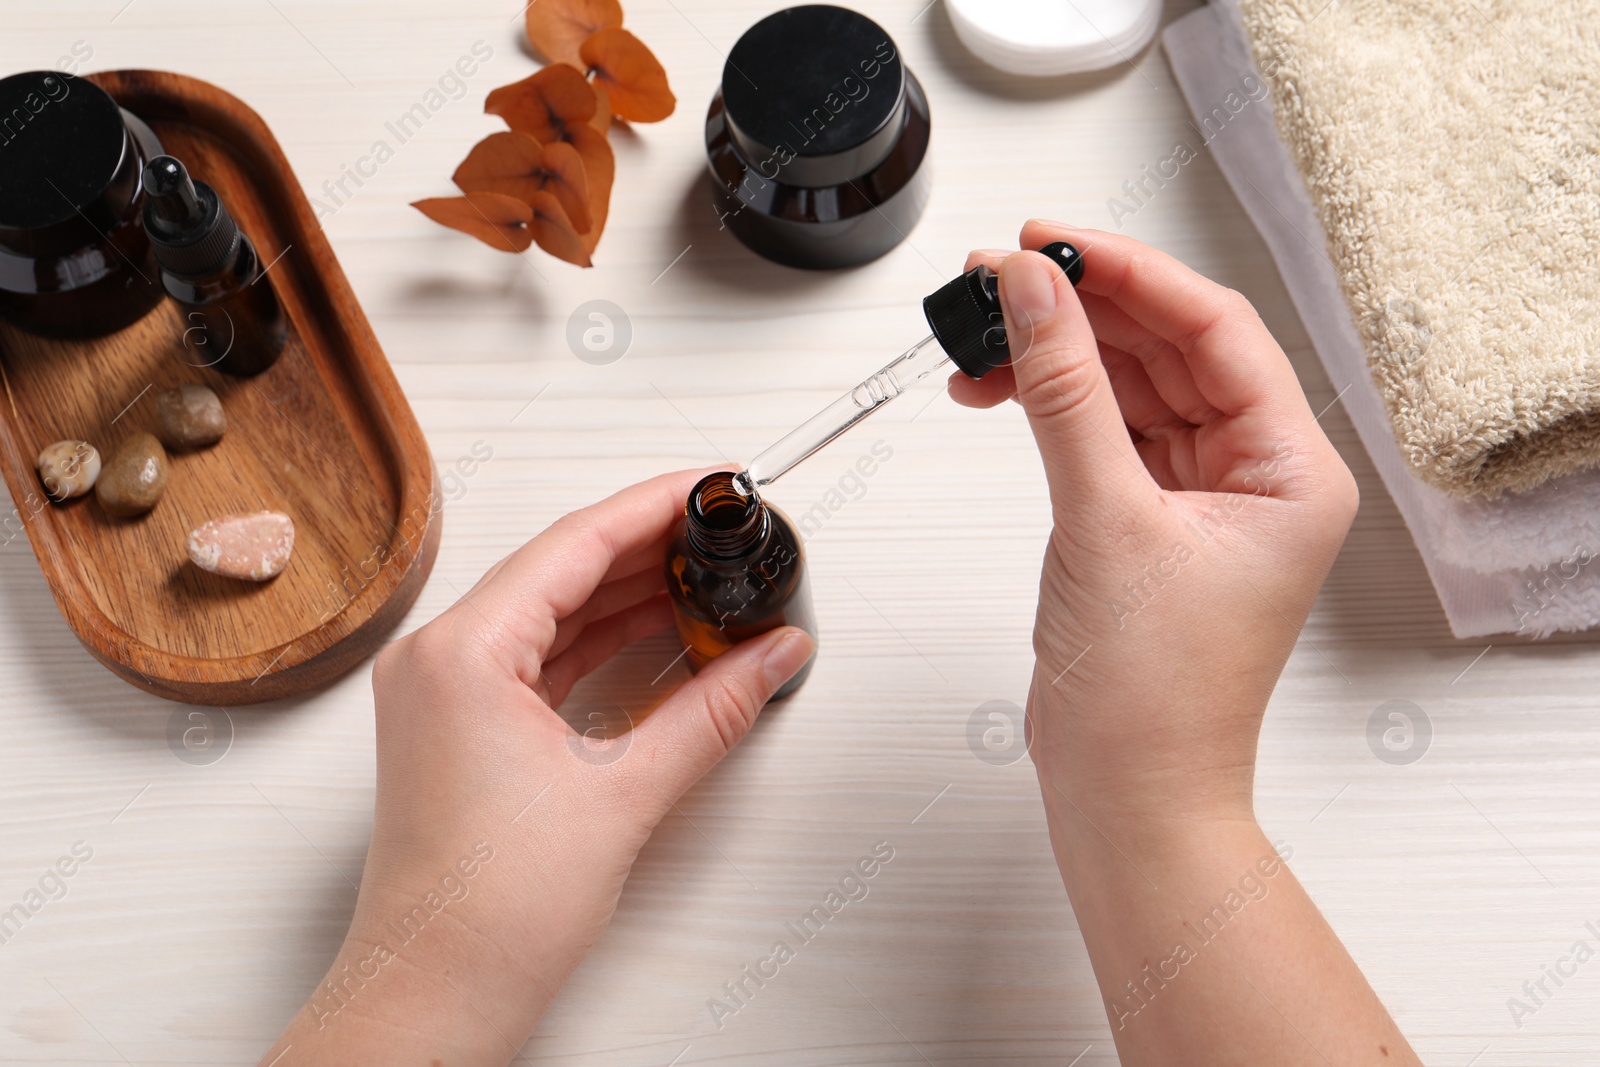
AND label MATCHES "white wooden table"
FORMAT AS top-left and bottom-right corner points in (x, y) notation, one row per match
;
(3, 2), (1597, 1063)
